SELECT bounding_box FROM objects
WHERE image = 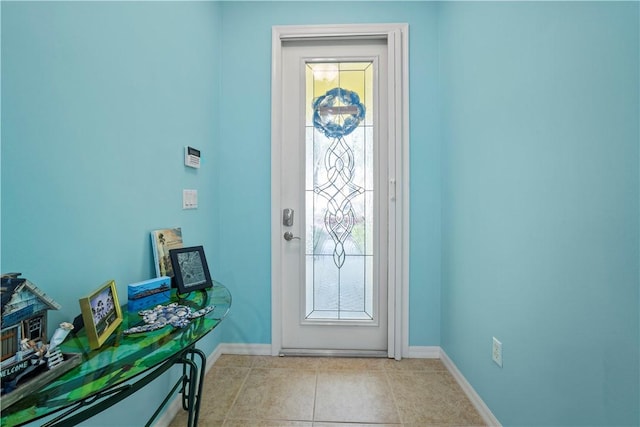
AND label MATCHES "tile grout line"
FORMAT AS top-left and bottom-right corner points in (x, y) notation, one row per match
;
(312, 363), (319, 423)
(202, 356), (484, 426)
(221, 360), (254, 425)
(383, 363), (406, 426)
